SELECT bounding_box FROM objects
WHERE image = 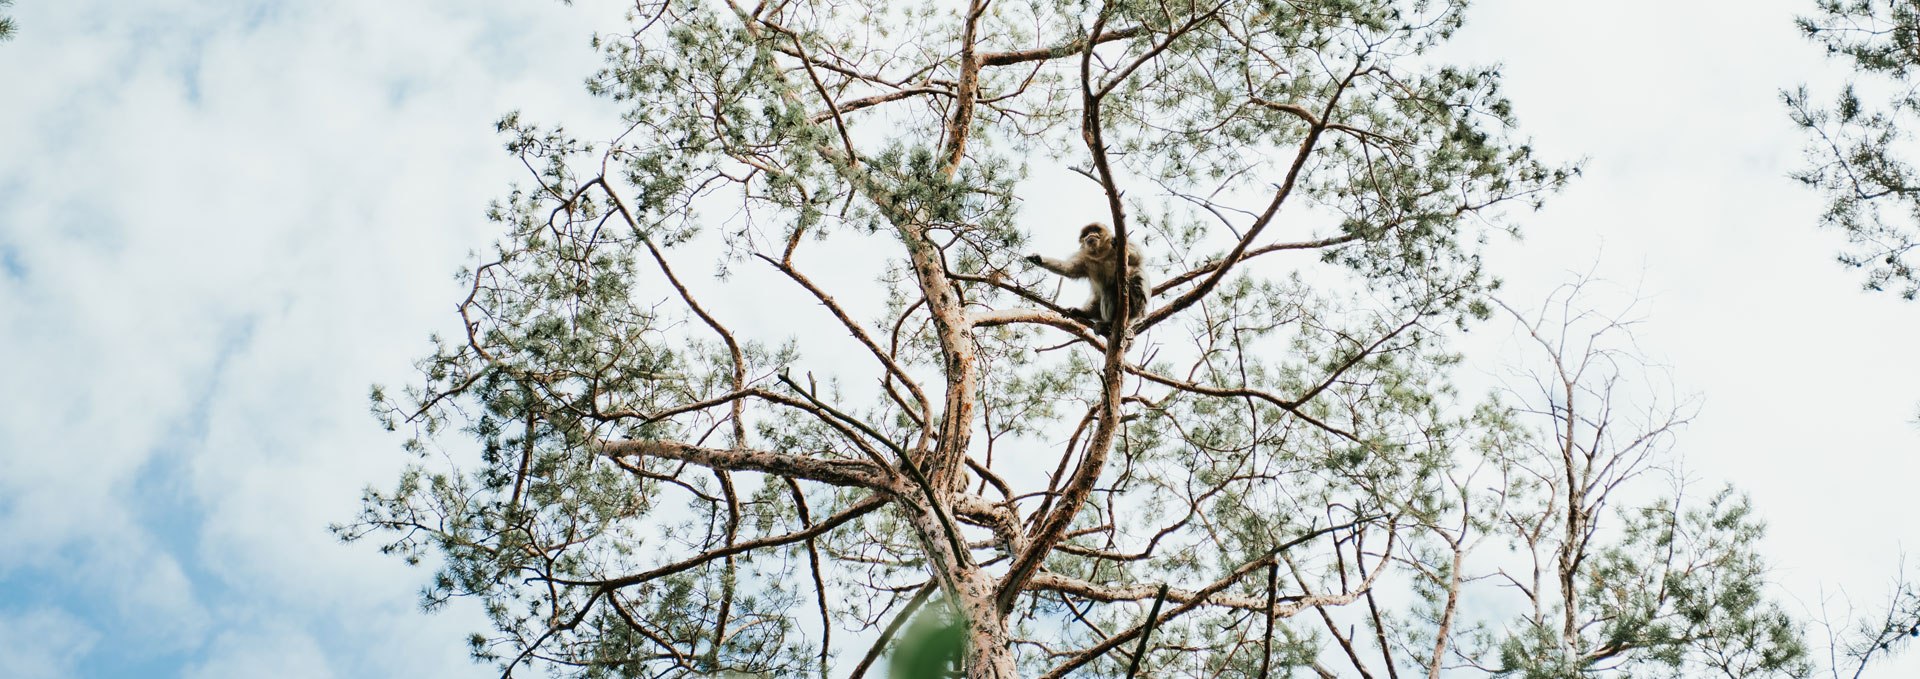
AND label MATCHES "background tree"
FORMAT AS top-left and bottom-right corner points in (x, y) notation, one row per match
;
(1814, 575), (1920, 679)
(1, 0), (16, 42)
(1406, 282), (1807, 678)
(1787, 4), (1920, 669)
(1787, 0), (1920, 299)
(338, 0), (1813, 676)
